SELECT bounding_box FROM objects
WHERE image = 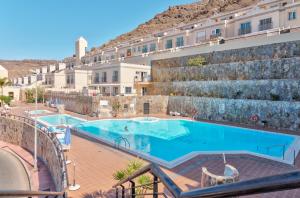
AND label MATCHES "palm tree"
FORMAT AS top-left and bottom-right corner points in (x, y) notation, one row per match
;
(0, 77), (11, 96)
